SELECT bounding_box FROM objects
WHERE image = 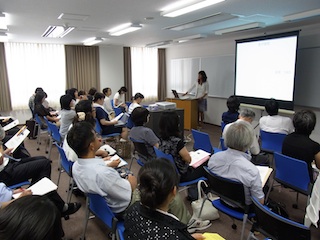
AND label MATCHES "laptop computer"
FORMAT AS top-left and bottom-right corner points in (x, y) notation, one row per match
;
(115, 112), (129, 127)
(172, 89), (190, 100)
